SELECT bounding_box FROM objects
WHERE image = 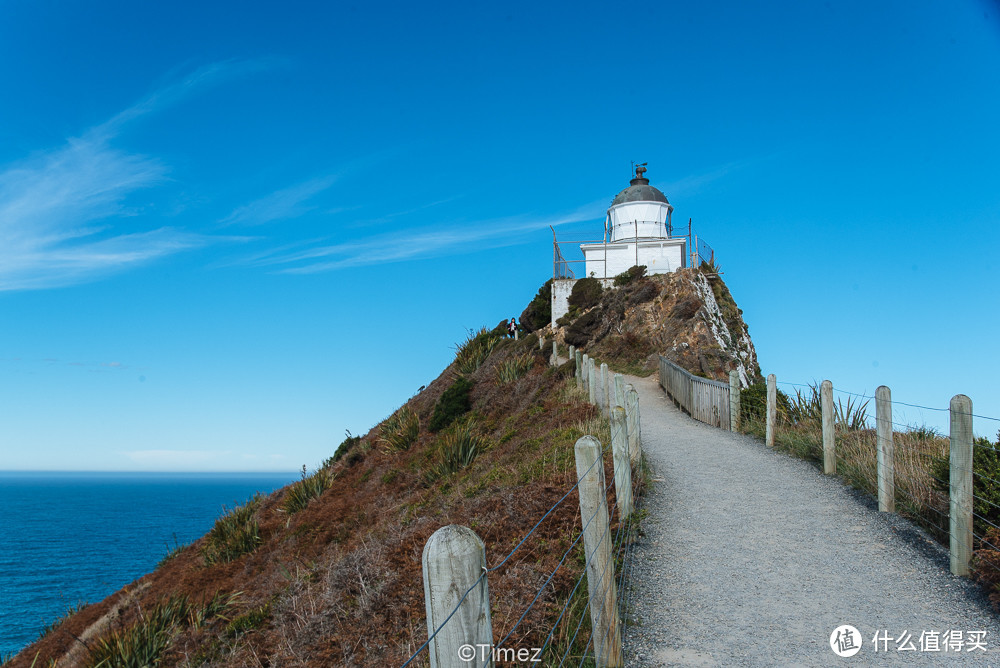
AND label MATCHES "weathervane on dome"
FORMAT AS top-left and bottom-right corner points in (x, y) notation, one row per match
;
(630, 161), (649, 186)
